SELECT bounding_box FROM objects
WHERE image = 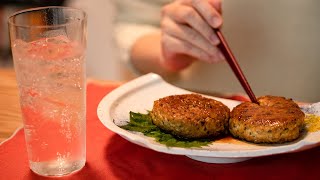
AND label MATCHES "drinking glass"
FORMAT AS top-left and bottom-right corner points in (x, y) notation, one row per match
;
(8, 6), (87, 176)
